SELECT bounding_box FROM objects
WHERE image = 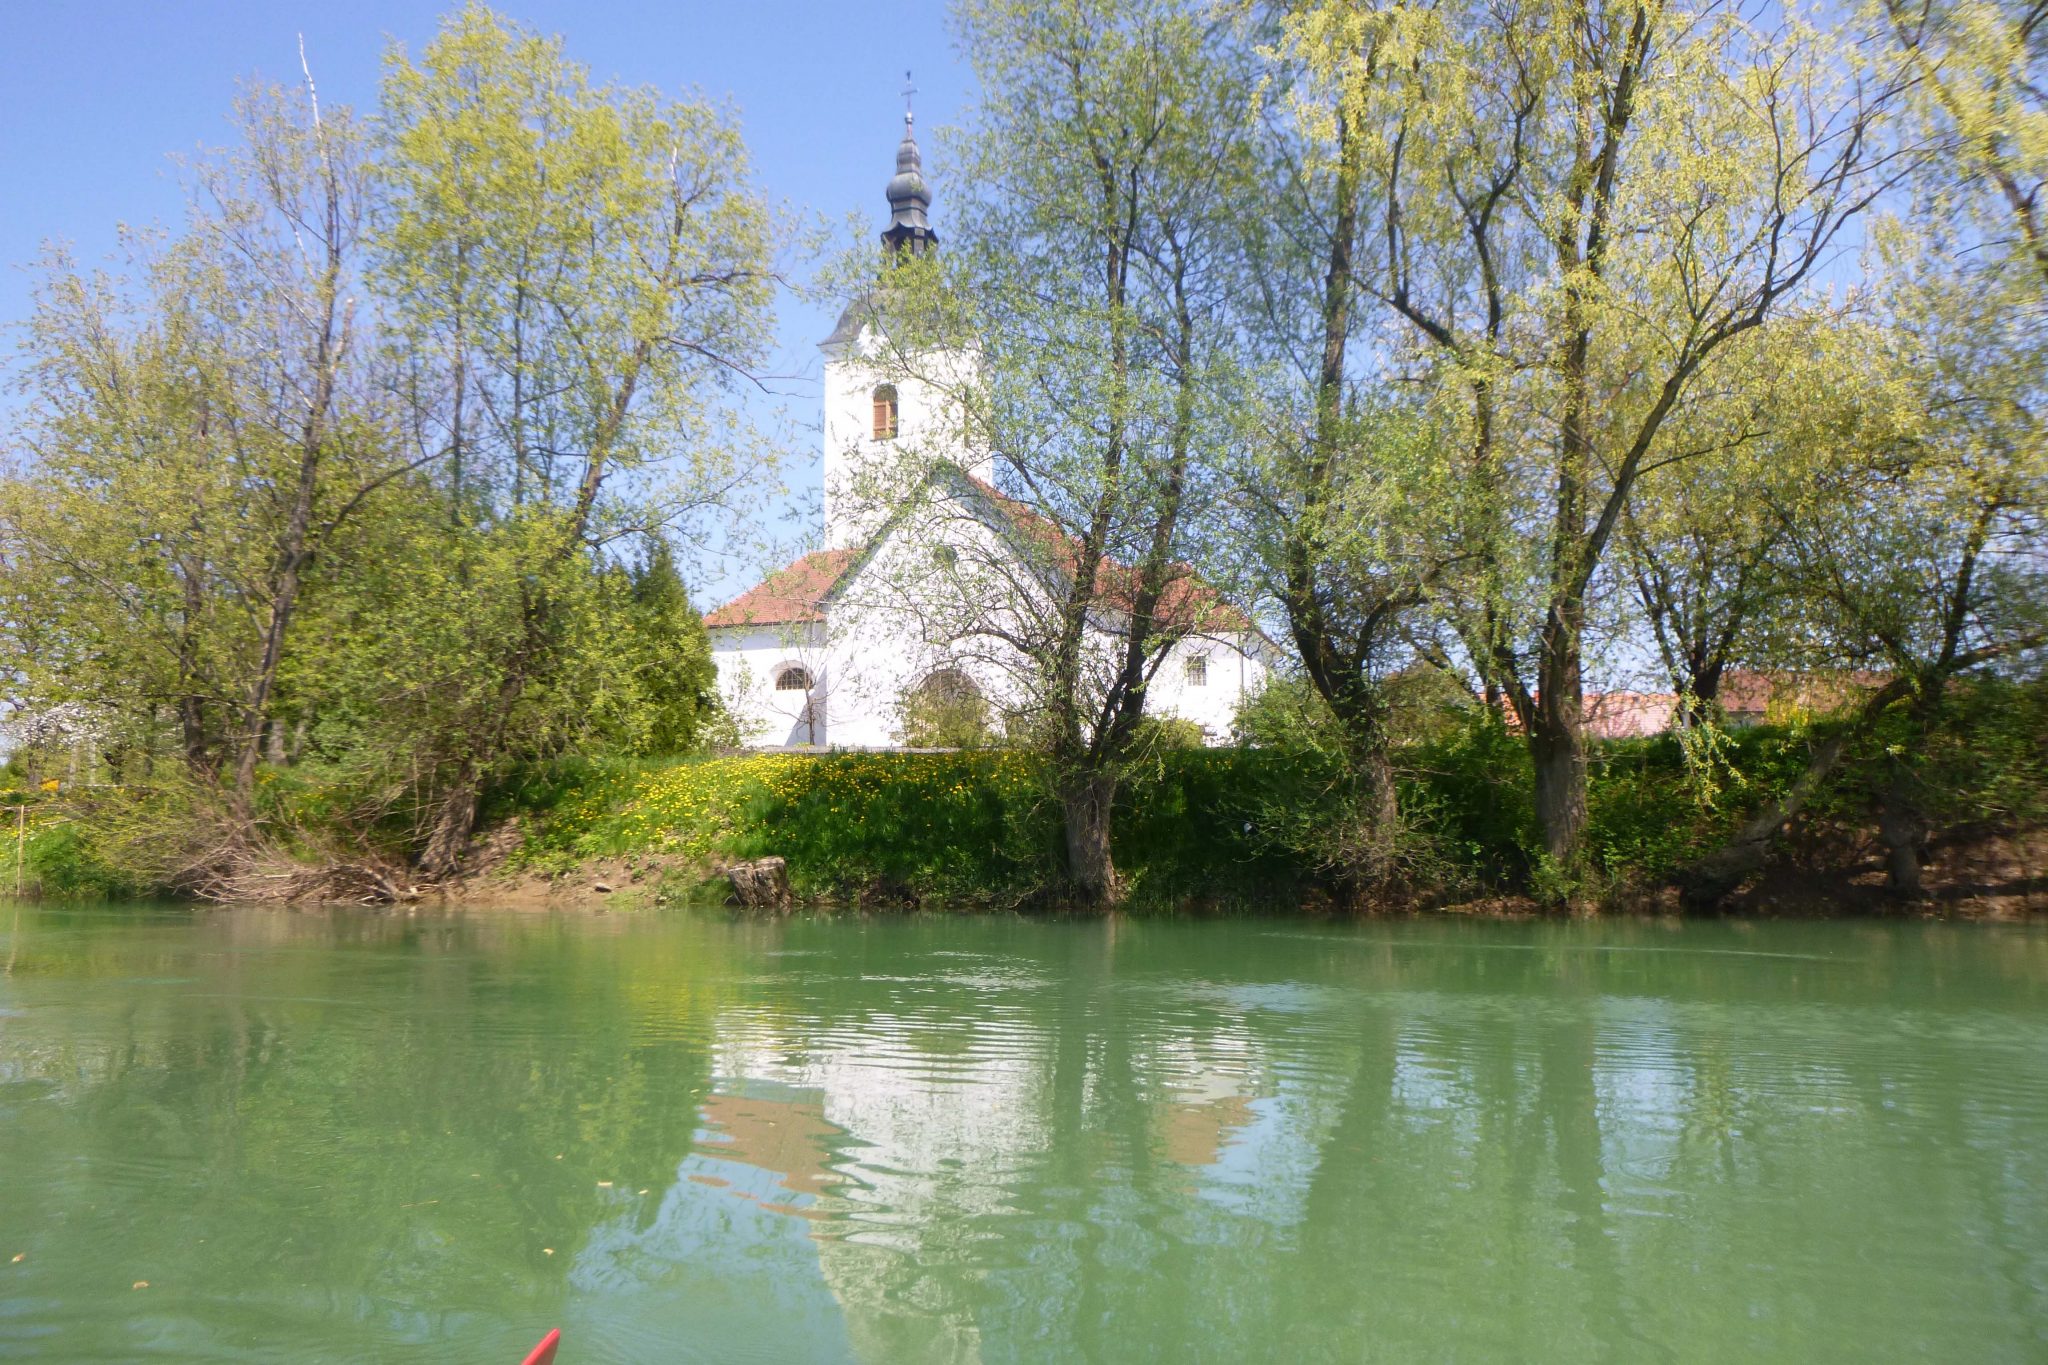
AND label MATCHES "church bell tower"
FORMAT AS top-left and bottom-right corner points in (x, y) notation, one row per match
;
(819, 87), (988, 551)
